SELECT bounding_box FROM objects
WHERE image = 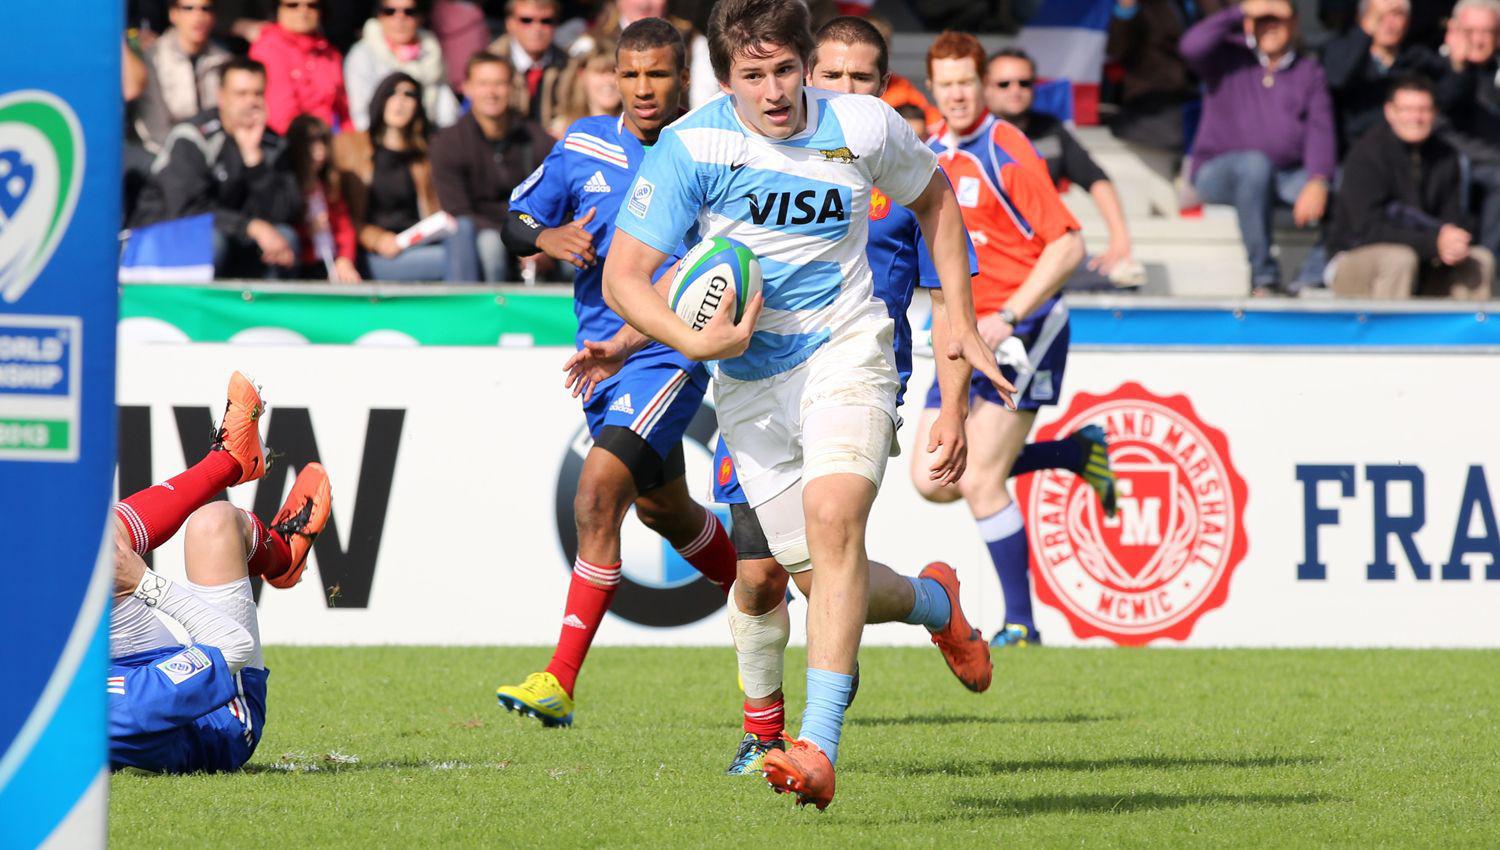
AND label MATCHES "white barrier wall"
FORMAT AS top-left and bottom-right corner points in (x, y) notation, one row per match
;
(118, 340), (1500, 647)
